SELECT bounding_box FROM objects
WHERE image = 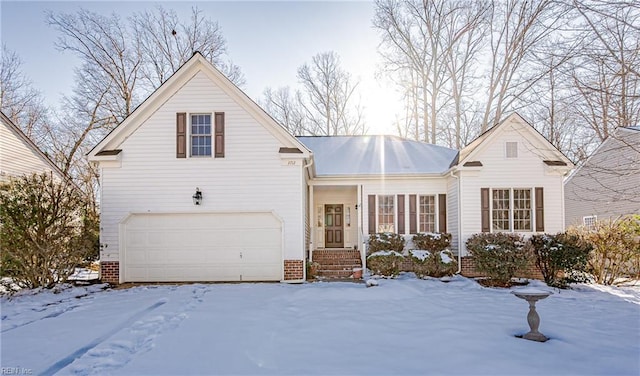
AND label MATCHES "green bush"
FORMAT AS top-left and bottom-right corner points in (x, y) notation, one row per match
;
(412, 232), (451, 252)
(569, 215), (640, 285)
(529, 233), (592, 288)
(0, 173), (98, 288)
(465, 233), (530, 286)
(367, 232), (405, 255)
(408, 249), (457, 278)
(367, 251), (405, 277)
